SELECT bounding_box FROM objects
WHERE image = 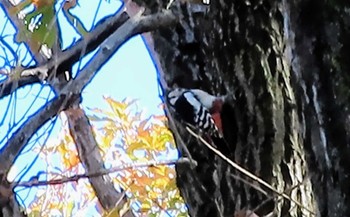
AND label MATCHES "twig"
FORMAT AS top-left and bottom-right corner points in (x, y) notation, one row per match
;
(185, 126), (316, 216)
(14, 158), (191, 188)
(0, 94), (80, 176)
(230, 173), (268, 196)
(63, 9), (177, 94)
(162, 100), (196, 167)
(0, 11), (129, 99)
